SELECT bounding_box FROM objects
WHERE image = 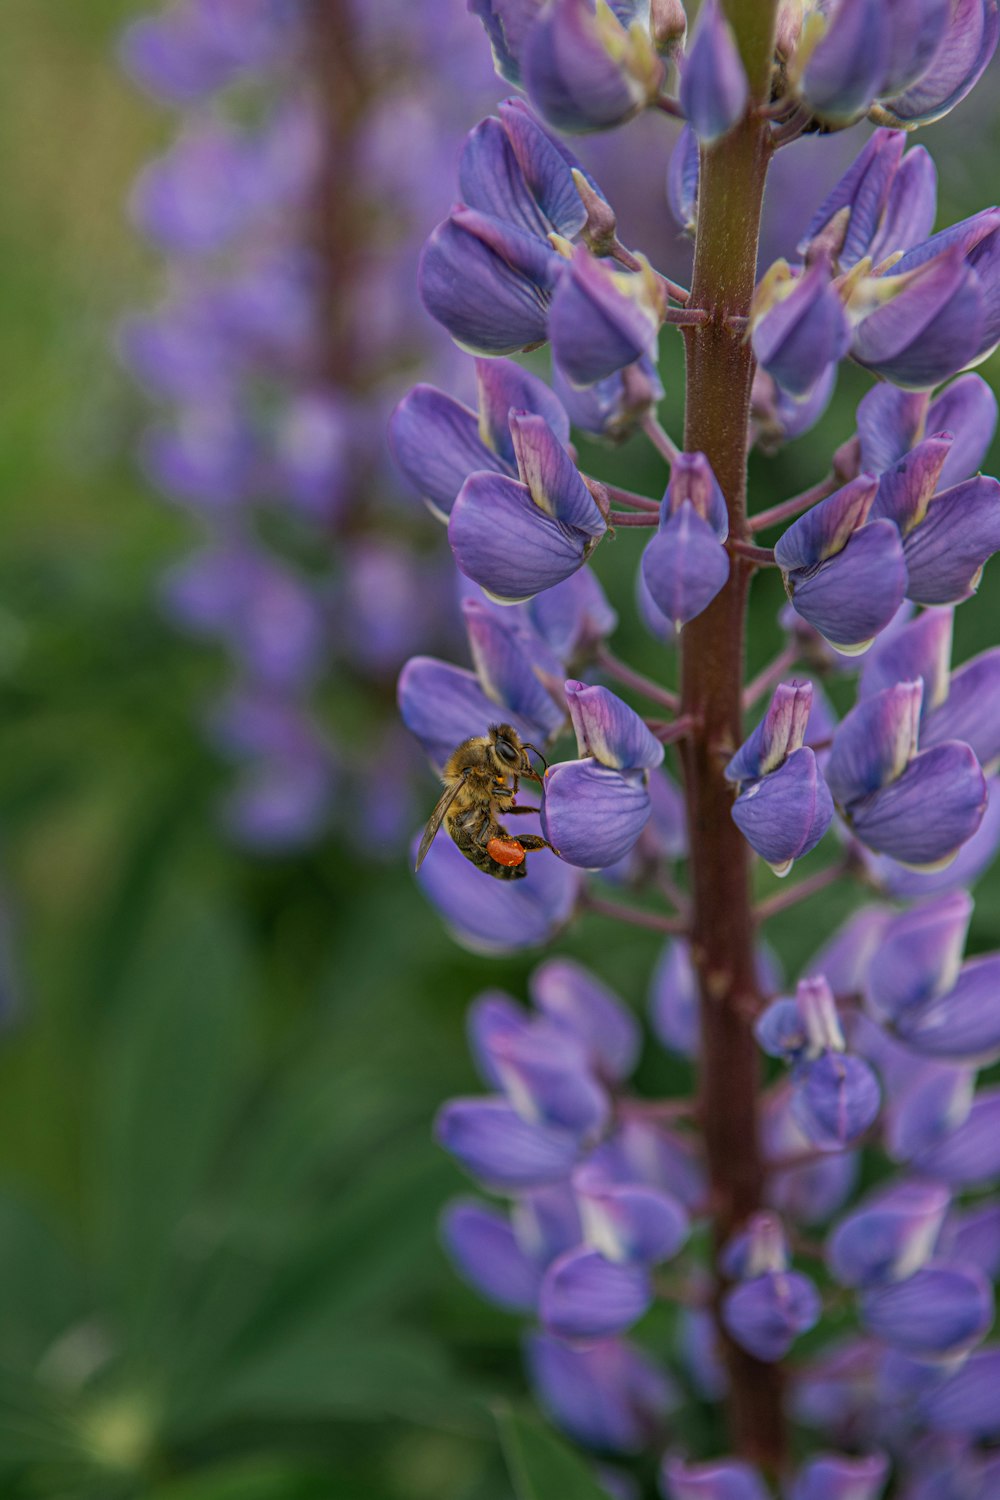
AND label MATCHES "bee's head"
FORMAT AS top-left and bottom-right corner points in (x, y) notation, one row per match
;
(489, 724), (545, 781)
